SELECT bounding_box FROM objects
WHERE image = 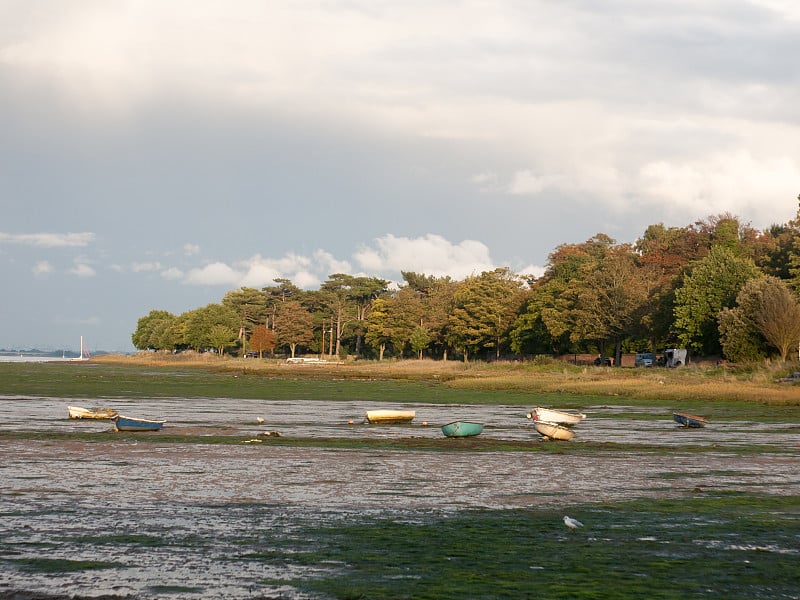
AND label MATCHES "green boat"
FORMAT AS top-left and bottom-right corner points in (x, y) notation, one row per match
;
(441, 421), (484, 437)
